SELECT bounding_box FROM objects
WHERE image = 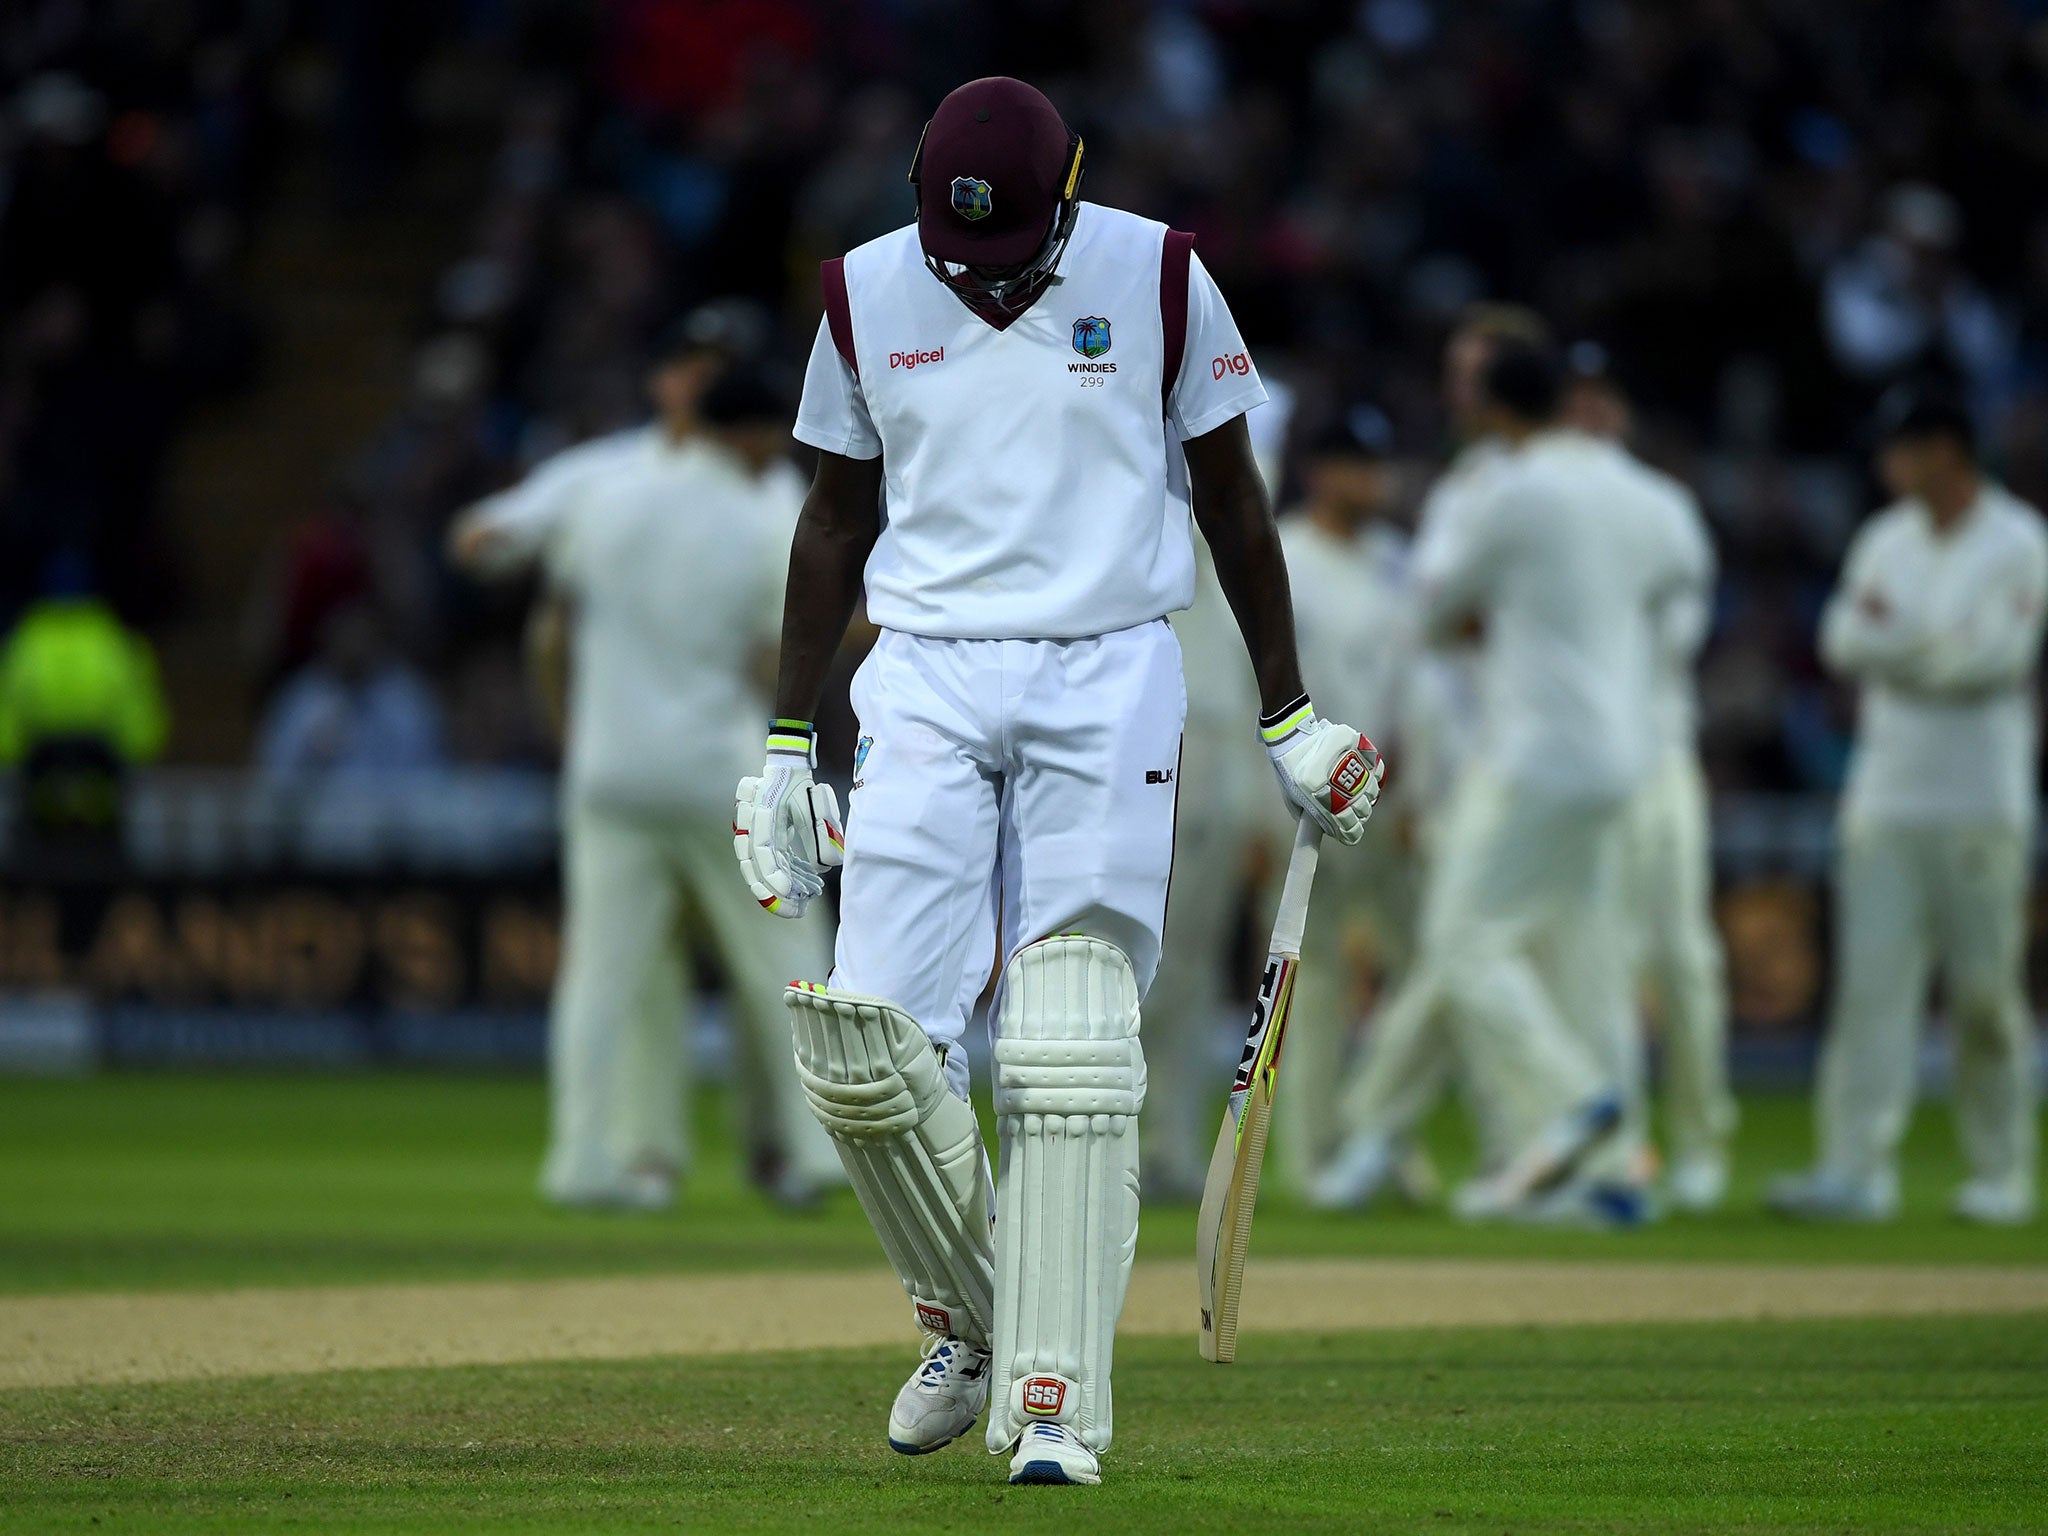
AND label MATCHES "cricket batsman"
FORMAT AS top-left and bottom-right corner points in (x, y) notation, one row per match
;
(733, 77), (1381, 1485)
